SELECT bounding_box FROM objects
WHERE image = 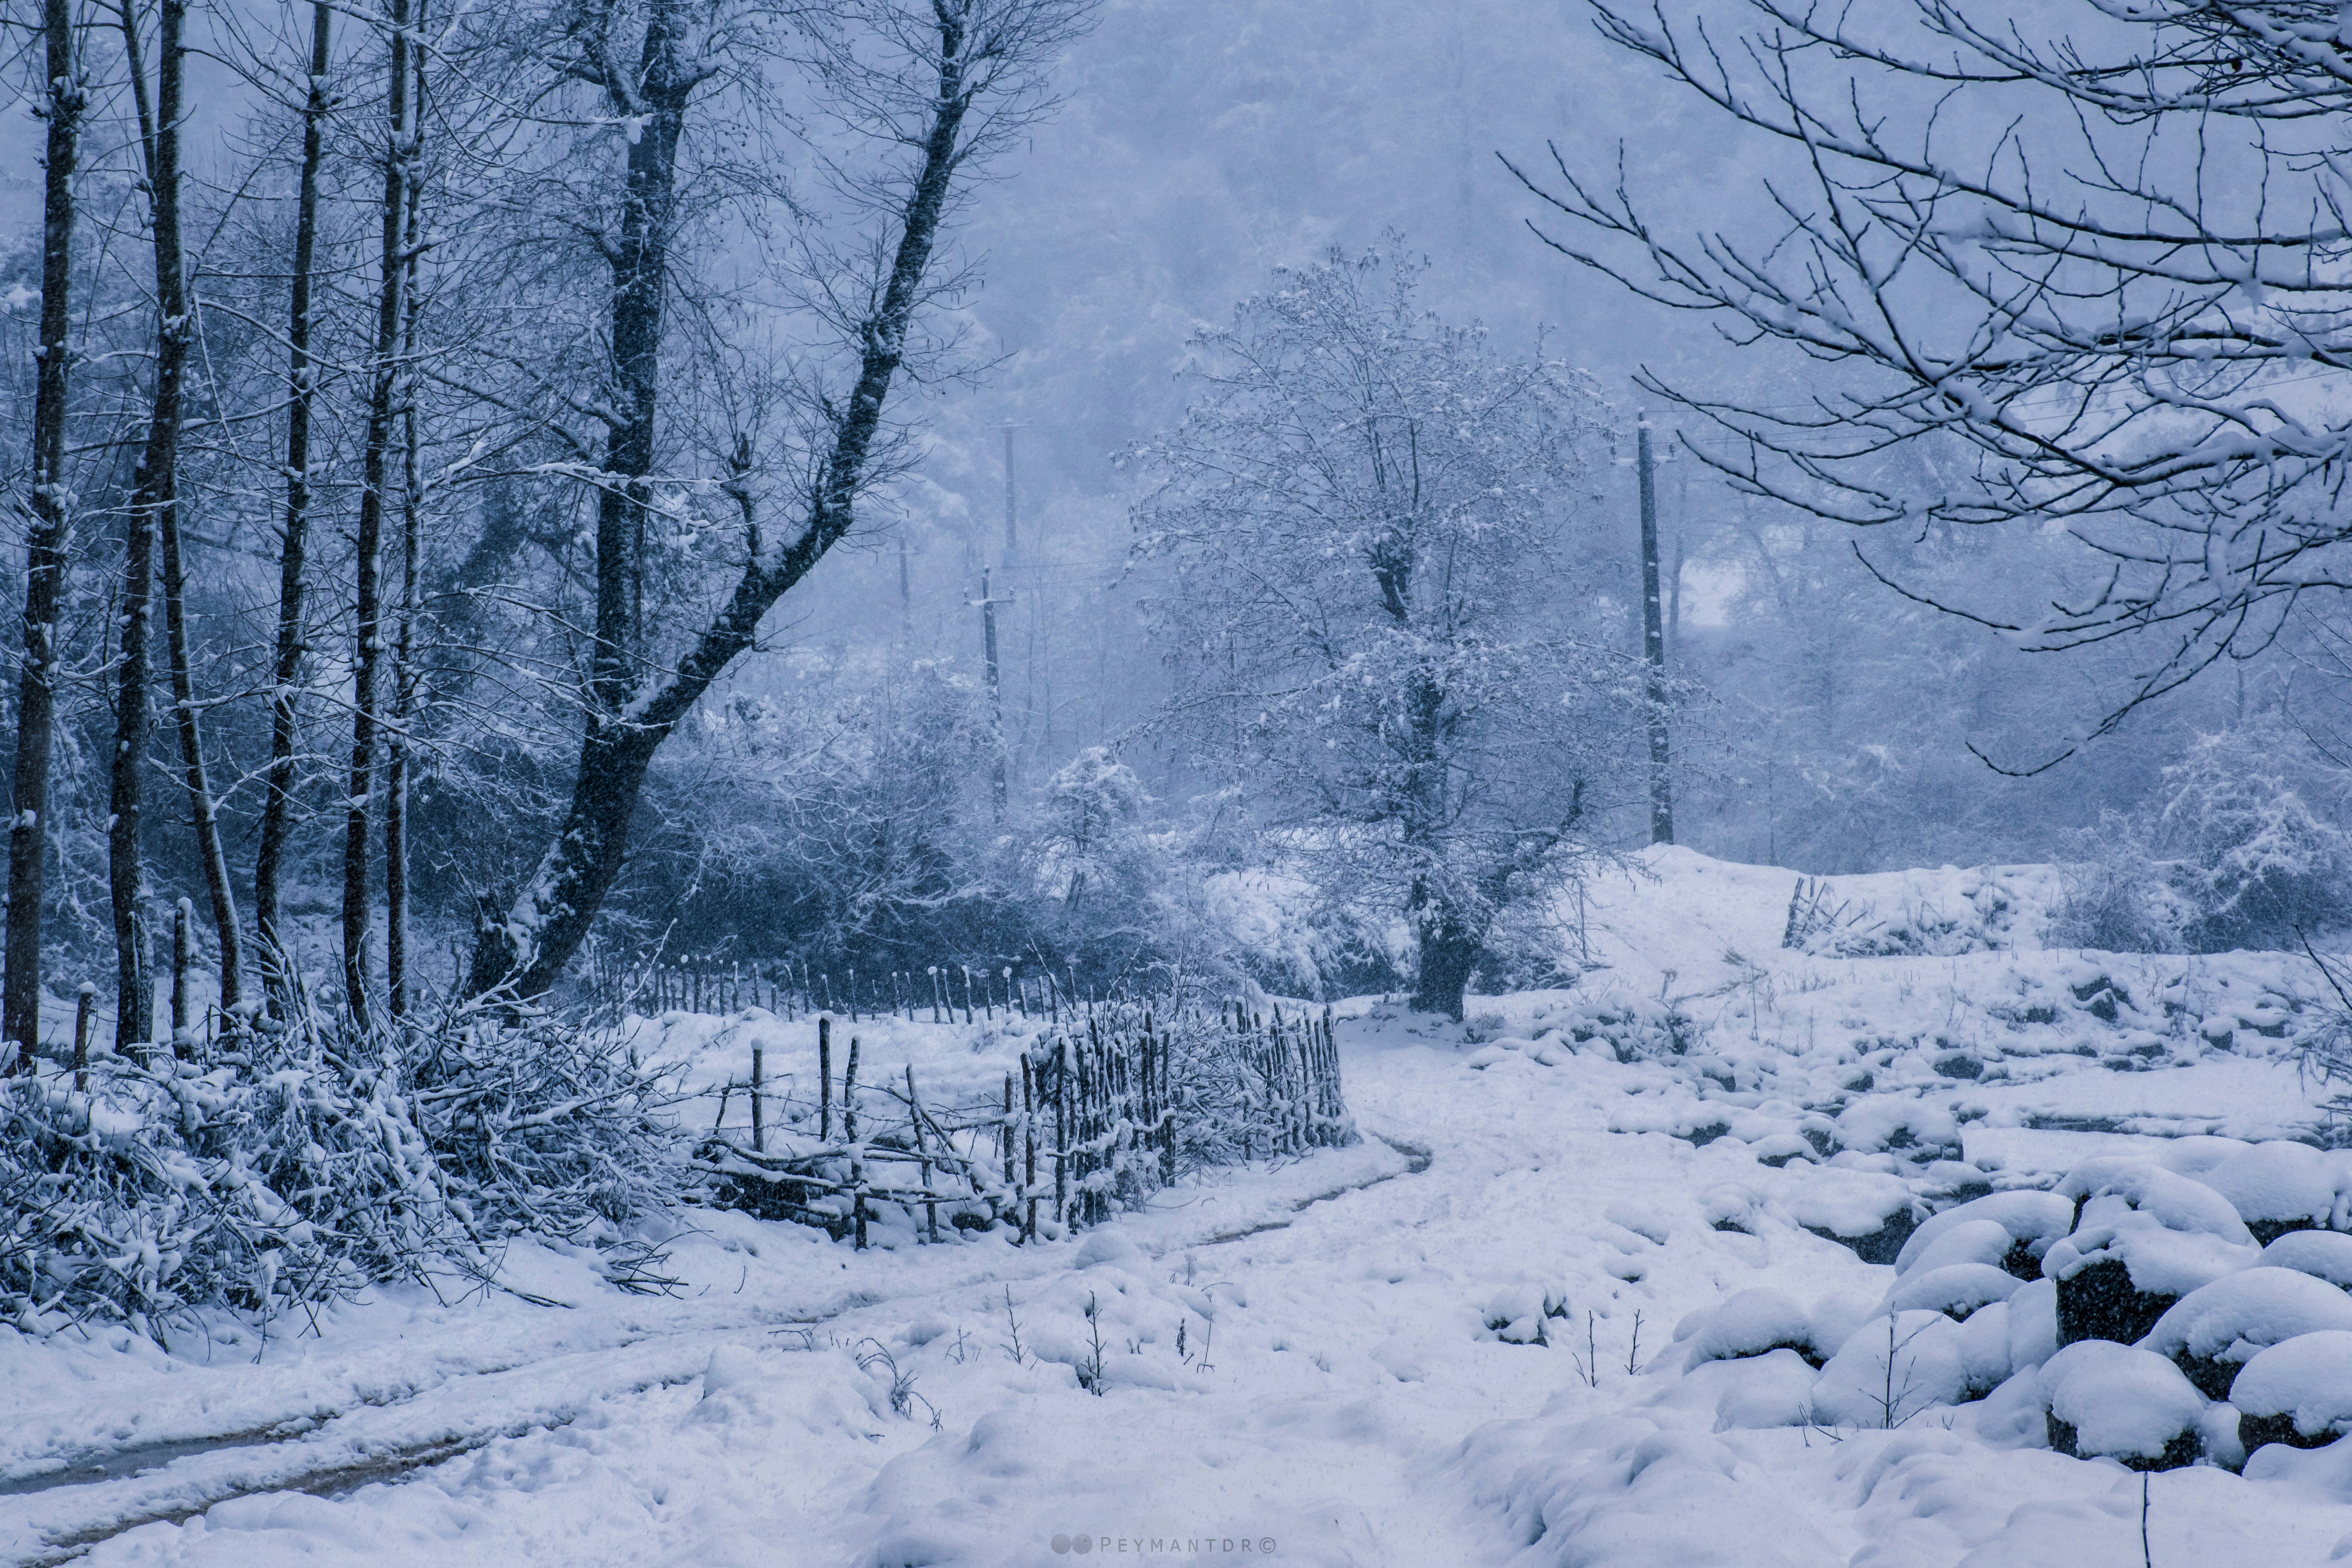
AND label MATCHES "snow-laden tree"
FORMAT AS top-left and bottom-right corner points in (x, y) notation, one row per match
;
(1517, 0), (2352, 759)
(1130, 249), (1636, 1018)
(461, 0), (1098, 1005)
